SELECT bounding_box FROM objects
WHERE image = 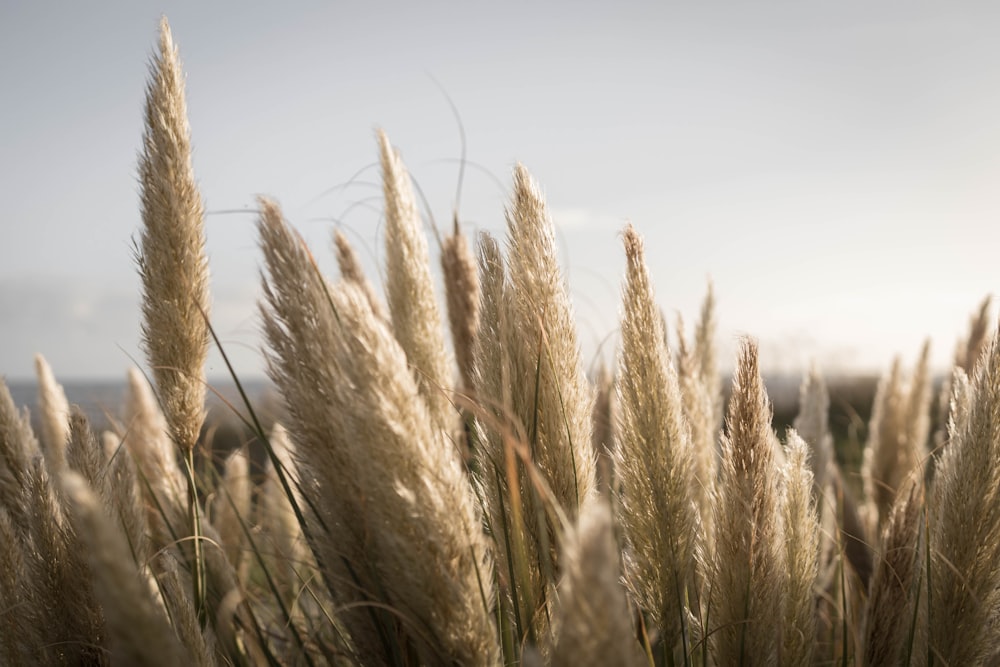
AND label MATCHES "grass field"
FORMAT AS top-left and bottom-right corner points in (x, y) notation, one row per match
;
(2, 17), (999, 666)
